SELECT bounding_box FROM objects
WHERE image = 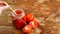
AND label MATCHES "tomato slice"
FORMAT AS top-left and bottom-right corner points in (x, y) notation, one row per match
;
(23, 25), (32, 33)
(29, 21), (37, 29)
